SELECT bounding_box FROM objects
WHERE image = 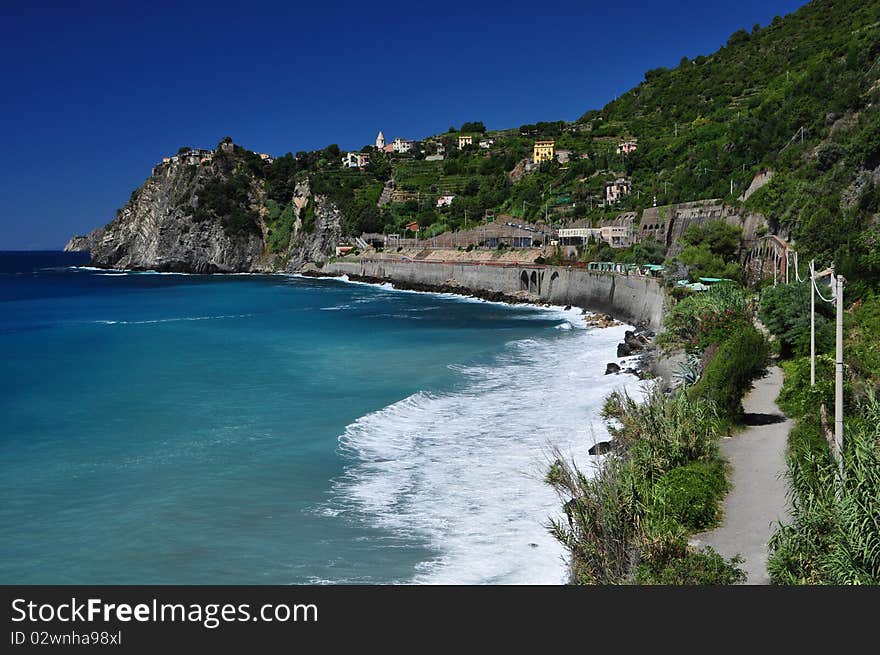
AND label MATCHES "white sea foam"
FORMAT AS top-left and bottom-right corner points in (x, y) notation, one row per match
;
(330, 322), (646, 584)
(93, 314), (252, 325)
(68, 266), (115, 272)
